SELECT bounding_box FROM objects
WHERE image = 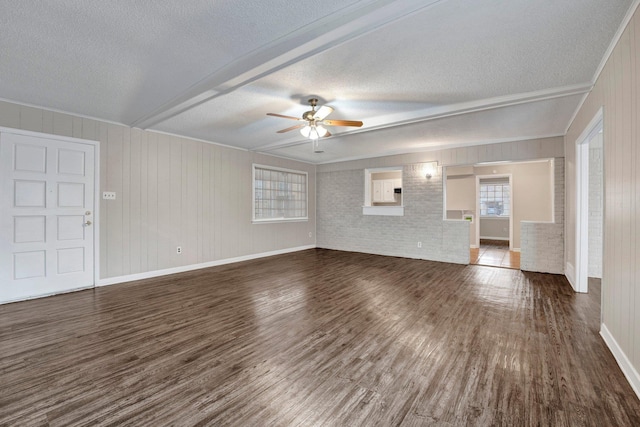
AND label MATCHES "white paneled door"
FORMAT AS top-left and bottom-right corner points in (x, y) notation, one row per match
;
(0, 131), (95, 303)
